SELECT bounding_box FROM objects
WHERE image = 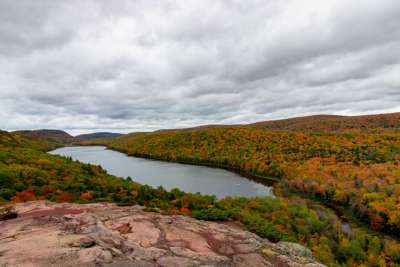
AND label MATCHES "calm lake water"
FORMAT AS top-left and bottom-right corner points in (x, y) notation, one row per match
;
(49, 146), (273, 199)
